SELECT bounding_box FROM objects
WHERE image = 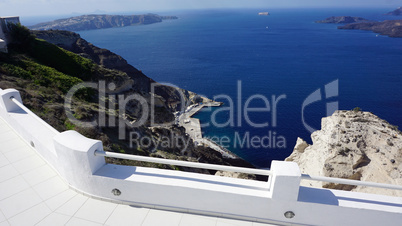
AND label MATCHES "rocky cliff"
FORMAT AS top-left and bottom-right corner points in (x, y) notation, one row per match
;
(32, 30), (200, 110)
(1, 25), (254, 177)
(385, 7), (402, 16)
(30, 14), (178, 31)
(286, 110), (402, 197)
(338, 20), (402, 38)
(315, 16), (369, 24)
